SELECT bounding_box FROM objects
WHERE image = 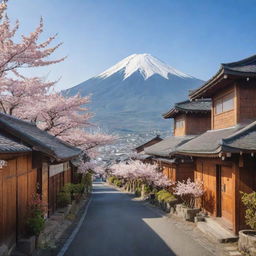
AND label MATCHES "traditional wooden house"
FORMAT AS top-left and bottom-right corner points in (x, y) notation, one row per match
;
(0, 113), (81, 251)
(144, 99), (211, 182)
(177, 54), (256, 233)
